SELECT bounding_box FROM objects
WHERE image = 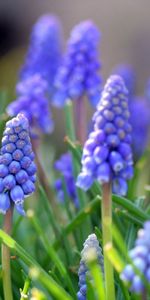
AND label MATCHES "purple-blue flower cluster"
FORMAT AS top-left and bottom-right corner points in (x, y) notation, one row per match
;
(20, 14), (62, 96)
(54, 153), (79, 208)
(0, 114), (36, 215)
(77, 234), (103, 300)
(129, 97), (150, 159)
(112, 64), (136, 97)
(77, 75), (134, 196)
(52, 20), (101, 108)
(120, 221), (150, 294)
(7, 74), (54, 135)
